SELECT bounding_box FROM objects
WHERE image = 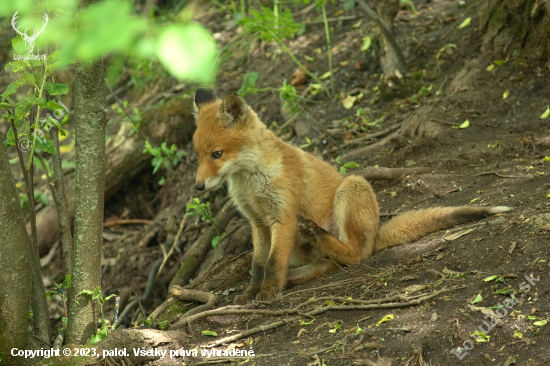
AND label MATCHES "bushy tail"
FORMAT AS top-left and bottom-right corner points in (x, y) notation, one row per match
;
(375, 206), (512, 252)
